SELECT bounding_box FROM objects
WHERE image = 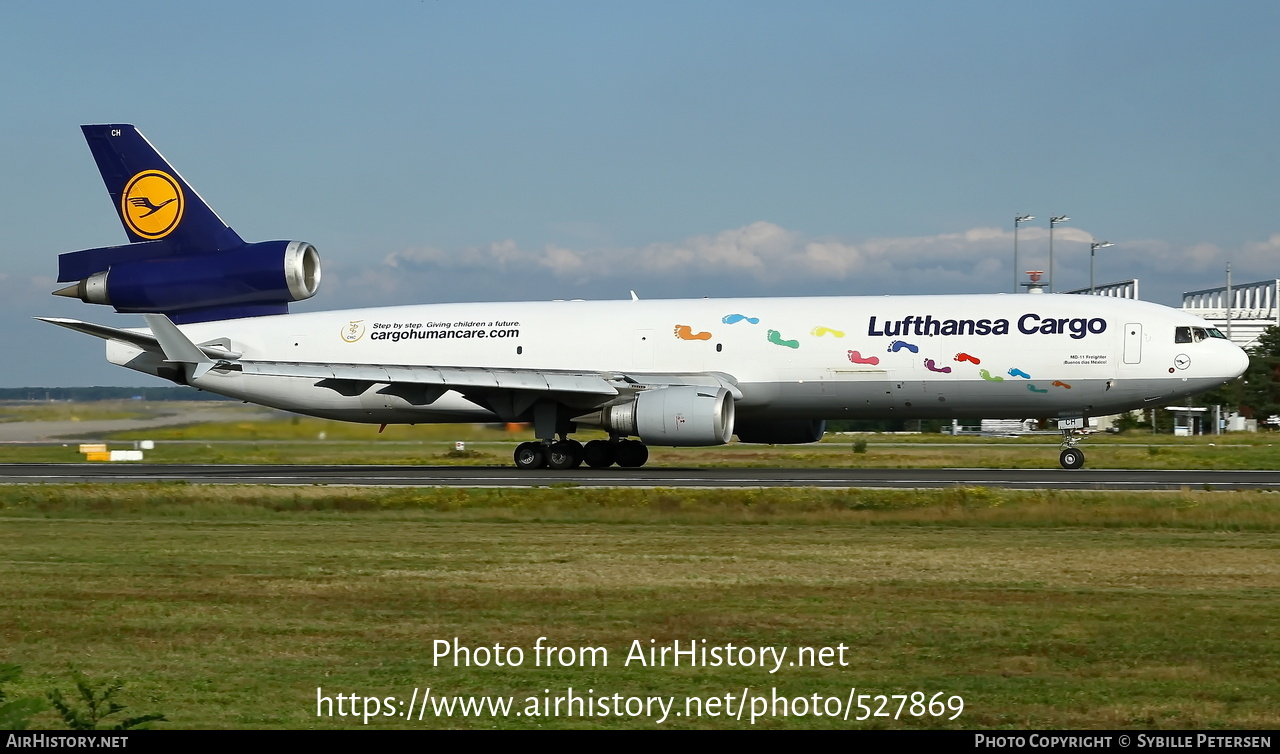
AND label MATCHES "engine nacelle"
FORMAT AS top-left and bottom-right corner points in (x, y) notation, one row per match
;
(585, 386), (735, 446)
(735, 418), (826, 444)
(56, 241), (320, 322)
